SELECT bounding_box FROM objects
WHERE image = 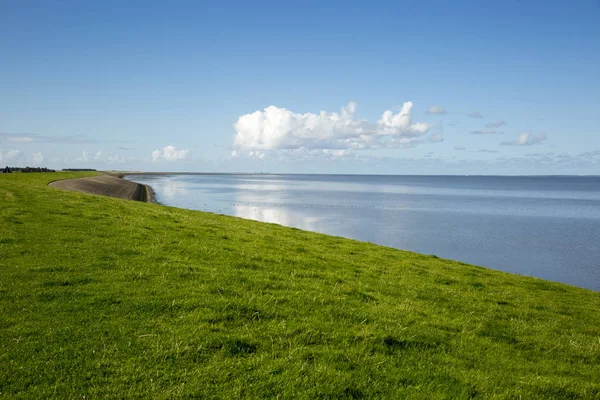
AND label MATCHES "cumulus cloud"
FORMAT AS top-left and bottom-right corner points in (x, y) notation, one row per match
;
(486, 120), (507, 128)
(426, 106), (447, 115)
(468, 112), (484, 119)
(233, 102), (432, 153)
(378, 103), (431, 136)
(471, 129), (500, 135)
(500, 132), (547, 146)
(152, 145), (190, 162)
